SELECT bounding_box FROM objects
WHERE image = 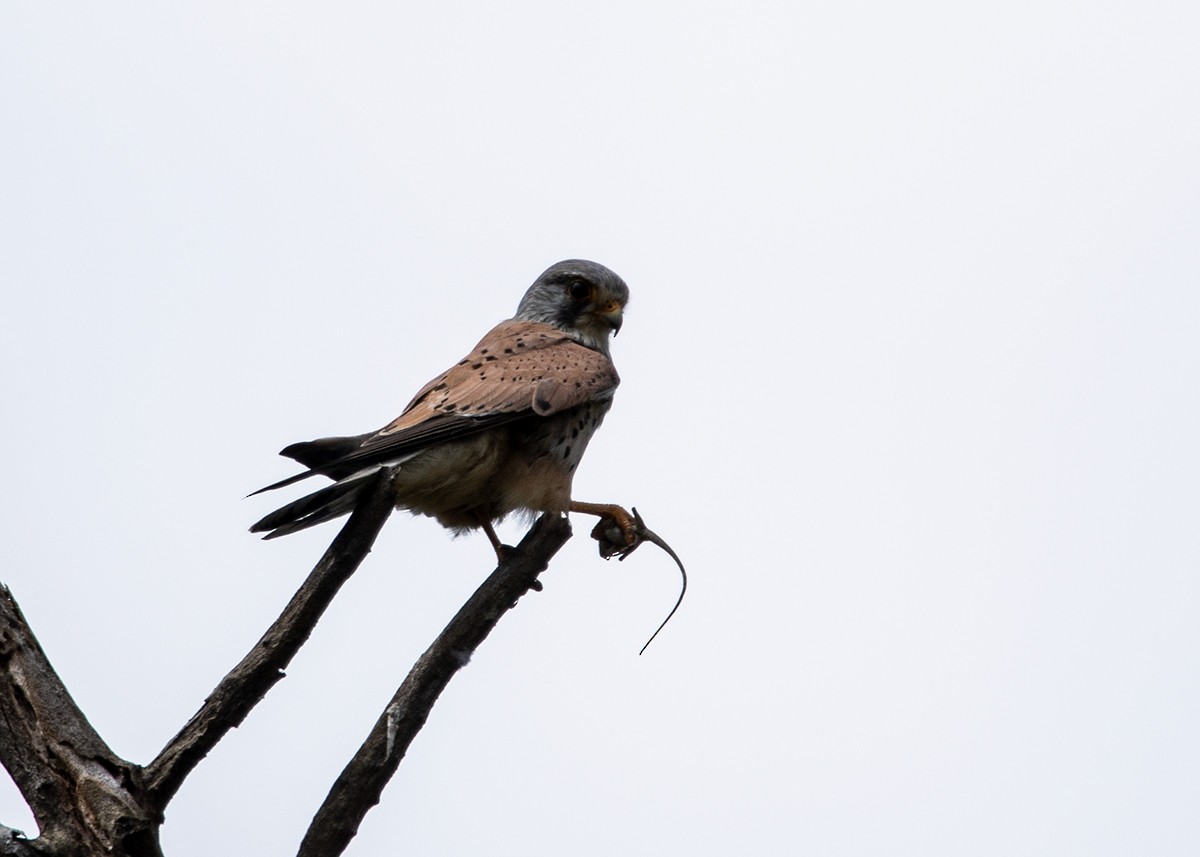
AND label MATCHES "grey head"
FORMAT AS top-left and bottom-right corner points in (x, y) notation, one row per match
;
(515, 259), (629, 354)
